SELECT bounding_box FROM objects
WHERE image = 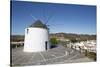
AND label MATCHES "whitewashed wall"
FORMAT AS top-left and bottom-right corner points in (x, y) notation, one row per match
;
(24, 27), (49, 52)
